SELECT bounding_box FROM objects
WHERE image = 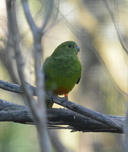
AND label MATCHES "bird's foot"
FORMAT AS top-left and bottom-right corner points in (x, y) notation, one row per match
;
(64, 94), (68, 100)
